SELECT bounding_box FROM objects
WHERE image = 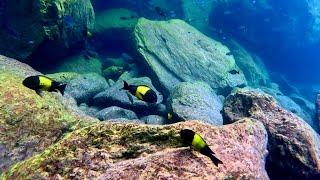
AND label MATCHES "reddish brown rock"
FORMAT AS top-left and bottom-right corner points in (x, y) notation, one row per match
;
(2, 119), (269, 179)
(317, 93), (320, 131)
(224, 89), (320, 179)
